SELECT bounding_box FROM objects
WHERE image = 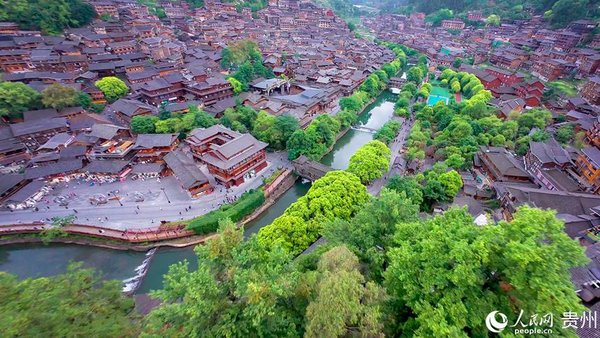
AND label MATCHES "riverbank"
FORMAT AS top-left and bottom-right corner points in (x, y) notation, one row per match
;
(0, 170), (298, 251)
(240, 169), (297, 227)
(0, 233), (214, 251)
